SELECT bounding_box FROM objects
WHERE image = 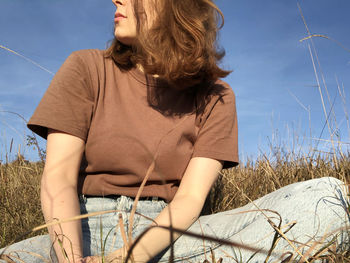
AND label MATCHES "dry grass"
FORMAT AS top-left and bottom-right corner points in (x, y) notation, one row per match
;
(205, 151), (350, 214)
(1, 146), (350, 262)
(0, 157), (46, 248)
